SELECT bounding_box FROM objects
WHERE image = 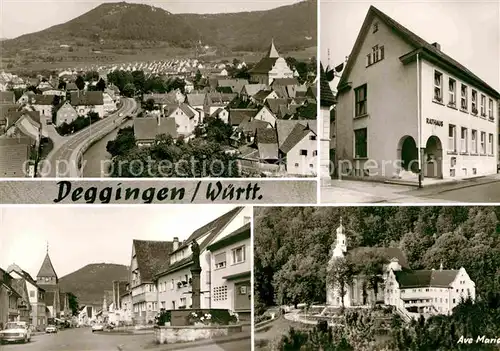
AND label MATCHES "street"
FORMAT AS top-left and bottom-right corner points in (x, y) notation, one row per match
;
(0, 328), (250, 351)
(321, 175), (500, 203)
(40, 98), (137, 178)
